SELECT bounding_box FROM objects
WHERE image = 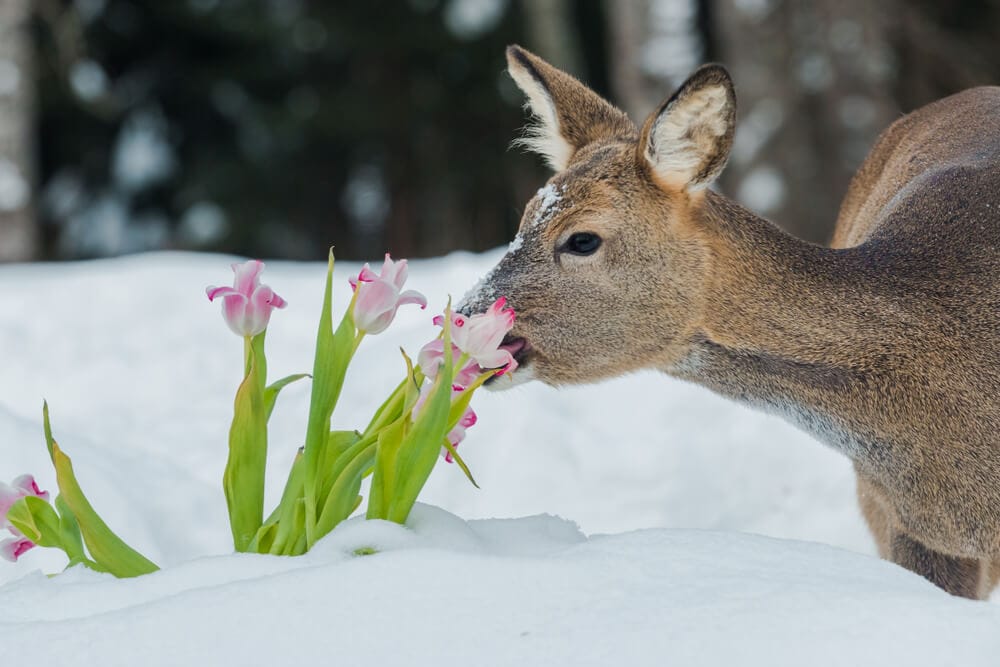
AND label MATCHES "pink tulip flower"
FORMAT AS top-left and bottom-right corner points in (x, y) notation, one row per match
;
(433, 297), (517, 375)
(206, 260), (287, 337)
(417, 339), (482, 387)
(0, 474), (49, 534)
(349, 254), (427, 335)
(444, 406), (478, 463)
(0, 536), (35, 562)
